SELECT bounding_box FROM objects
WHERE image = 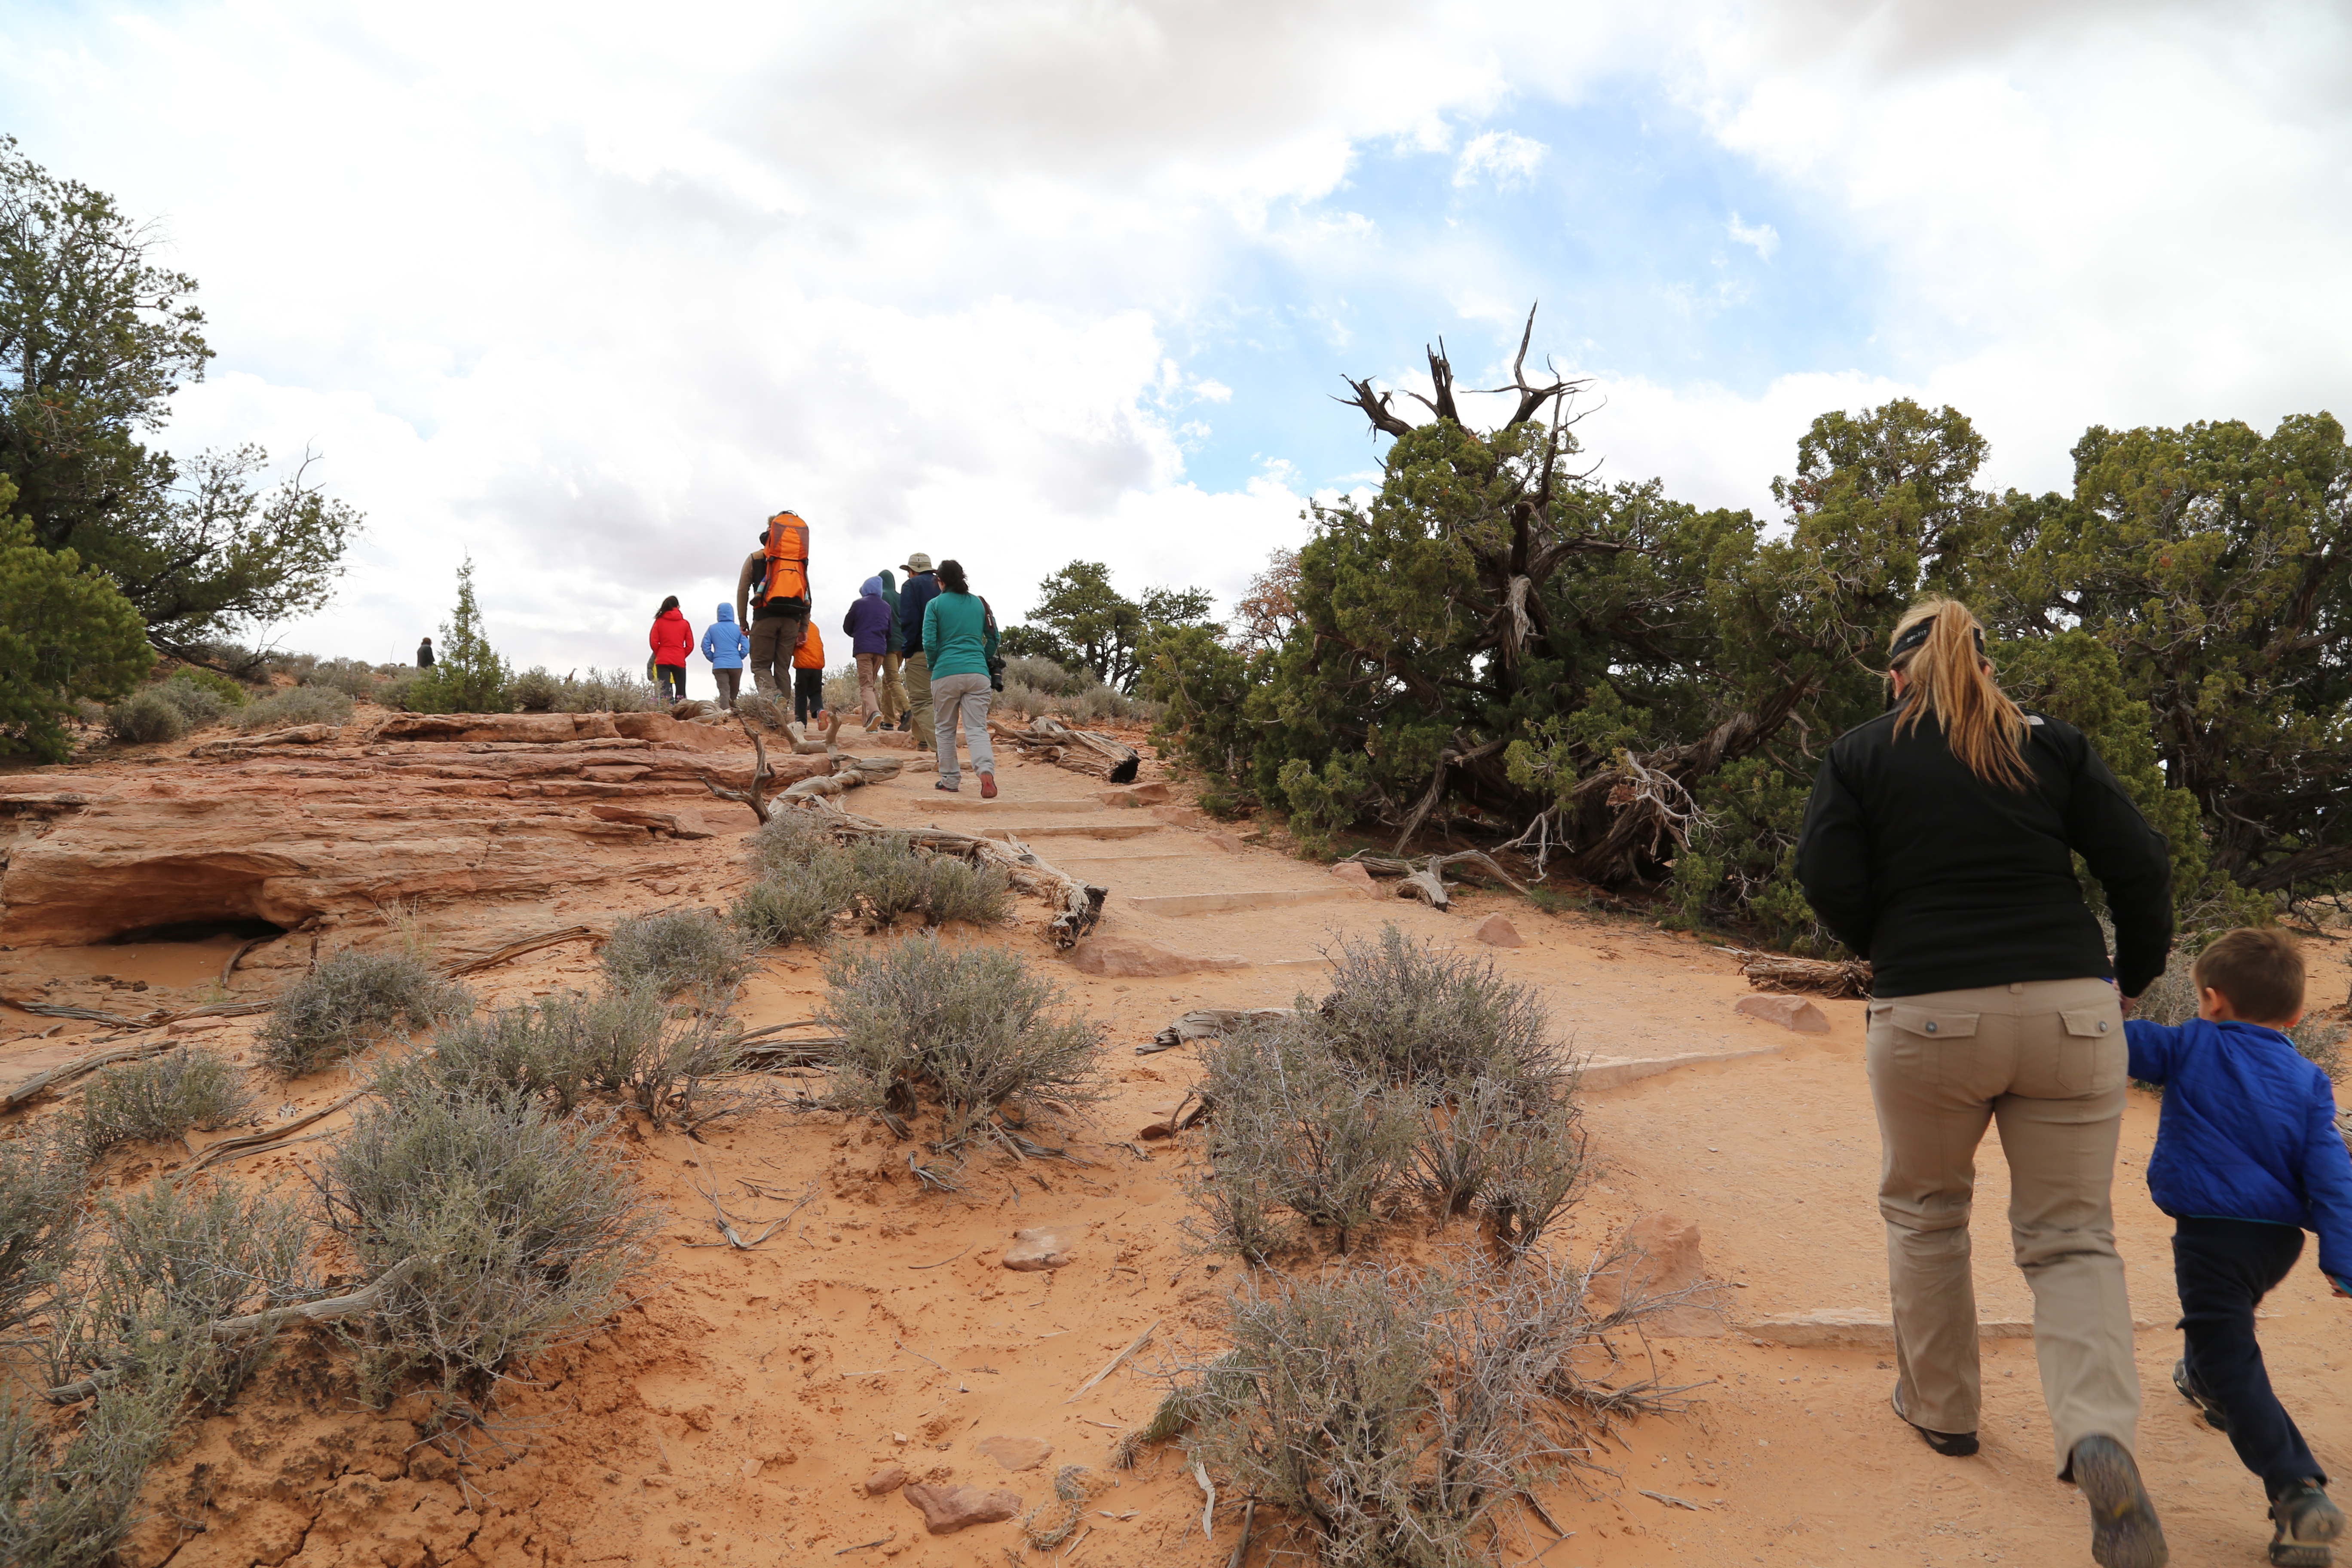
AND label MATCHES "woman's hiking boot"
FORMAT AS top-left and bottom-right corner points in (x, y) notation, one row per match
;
(2269, 1481), (2343, 1567)
(2172, 1359), (2230, 1434)
(1890, 1386), (1978, 1457)
(2070, 1435), (2168, 1568)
